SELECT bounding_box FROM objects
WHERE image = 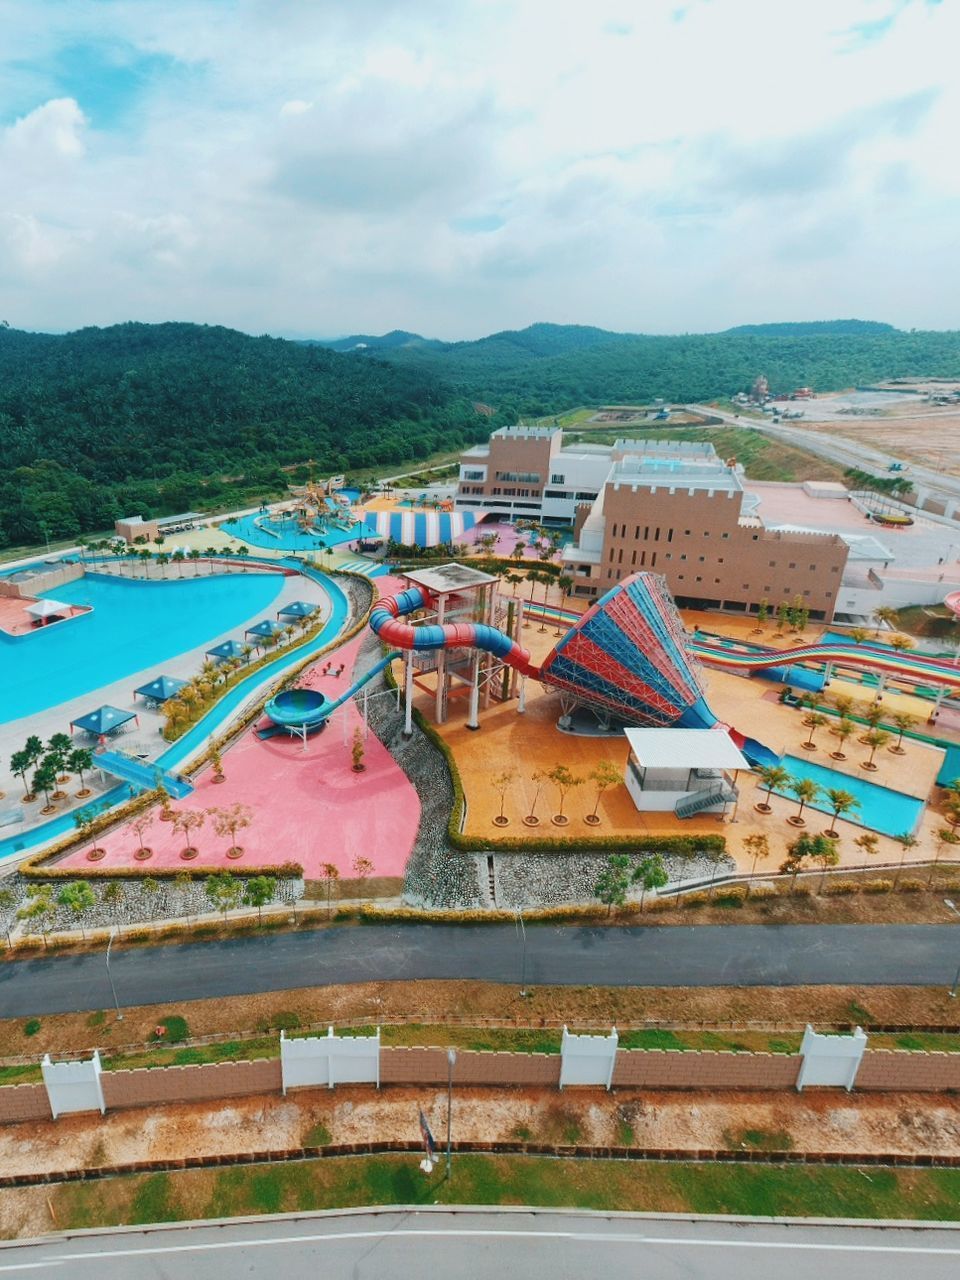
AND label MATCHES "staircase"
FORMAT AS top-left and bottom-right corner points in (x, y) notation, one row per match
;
(674, 782), (737, 819)
(337, 558), (389, 578)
